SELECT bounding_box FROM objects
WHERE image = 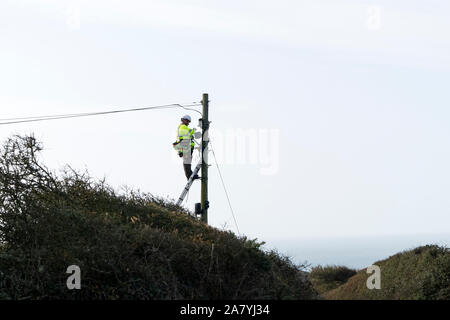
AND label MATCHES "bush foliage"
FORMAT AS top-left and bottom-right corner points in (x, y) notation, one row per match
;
(324, 245), (450, 300)
(309, 265), (357, 294)
(0, 135), (318, 300)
